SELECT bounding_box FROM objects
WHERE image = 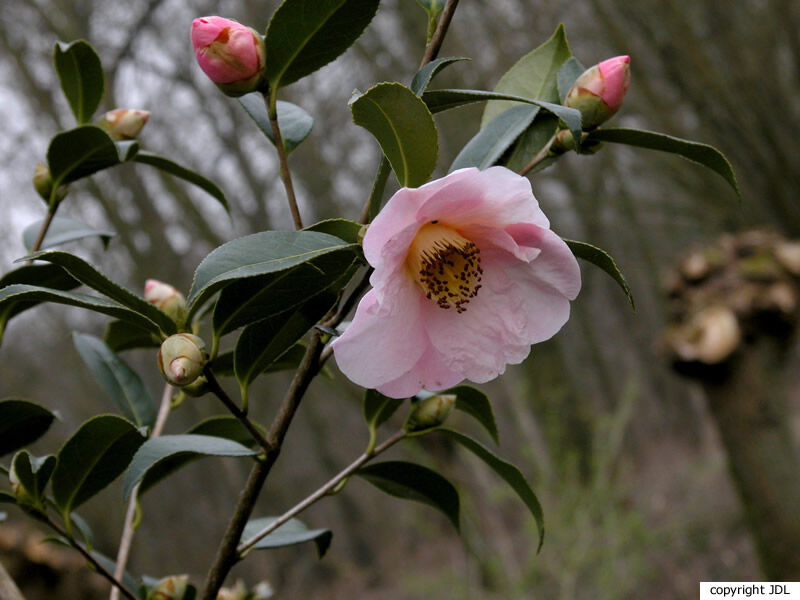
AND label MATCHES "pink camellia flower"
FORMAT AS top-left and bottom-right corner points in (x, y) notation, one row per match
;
(191, 16), (266, 96)
(144, 279), (186, 323)
(565, 55), (630, 129)
(332, 167), (581, 399)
